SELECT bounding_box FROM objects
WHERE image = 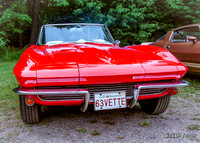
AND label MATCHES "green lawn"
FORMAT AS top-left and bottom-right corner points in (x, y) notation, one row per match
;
(0, 61), (199, 117)
(176, 75), (200, 103)
(0, 61), (19, 116)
